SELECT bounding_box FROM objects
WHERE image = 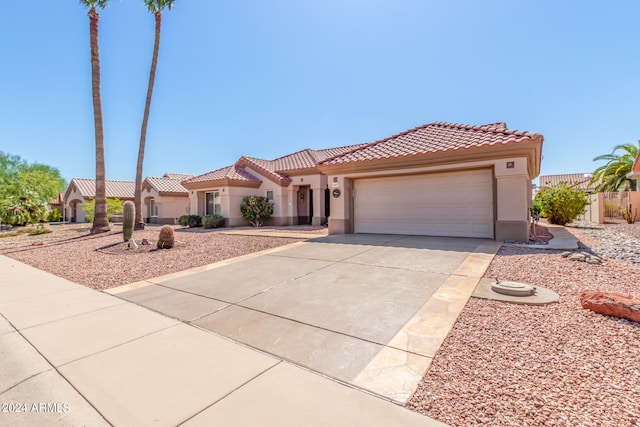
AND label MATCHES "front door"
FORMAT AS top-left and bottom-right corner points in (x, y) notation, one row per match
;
(297, 186), (310, 225)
